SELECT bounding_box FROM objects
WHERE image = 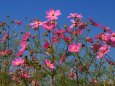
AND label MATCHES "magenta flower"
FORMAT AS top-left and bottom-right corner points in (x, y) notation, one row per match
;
(52, 36), (60, 44)
(12, 57), (24, 66)
(22, 32), (30, 41)
(1, 31), (8, 43)
(59, 53), (66, 65)
(15, 32), (30, 57)
(96, 44), (110, 59)
(101, 33), (111, 44)
(43, 41), (49, 49)
(67, 13), (83, 19)
(53, 29), (65, 38)
(15, 20), (22, 25)
(111, 33), (115, 47)
(30, 19), (42, 30)
(42, 21), (56, 31)
(44, 59), (55, 69)
(89, 18), (102, 27)
(68, 42), (82, 53)
(90, 43), (102, 53)
(46, 8), (61, 20)
(0, 49), (11, 56)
